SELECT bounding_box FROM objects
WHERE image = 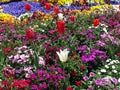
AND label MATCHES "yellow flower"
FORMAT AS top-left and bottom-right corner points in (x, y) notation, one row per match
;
(0, 13), (16, 23)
